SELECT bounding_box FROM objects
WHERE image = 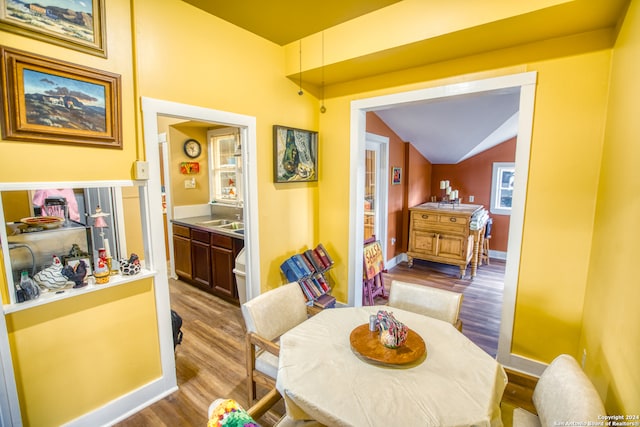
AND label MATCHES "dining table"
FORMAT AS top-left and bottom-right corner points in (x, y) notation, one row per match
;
(275, 305), (508, 427)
